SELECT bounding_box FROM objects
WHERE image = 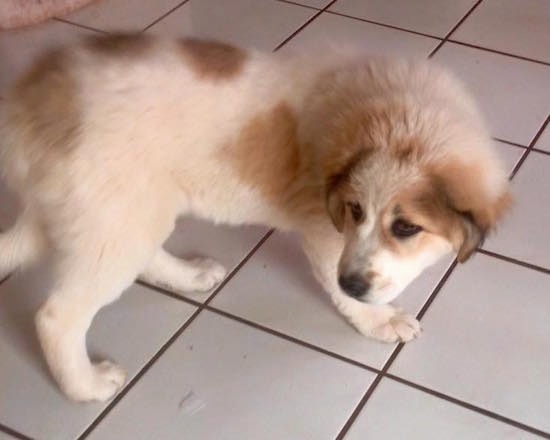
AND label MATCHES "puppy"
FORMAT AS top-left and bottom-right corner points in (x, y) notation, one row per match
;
(0, 34), (510, 402)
